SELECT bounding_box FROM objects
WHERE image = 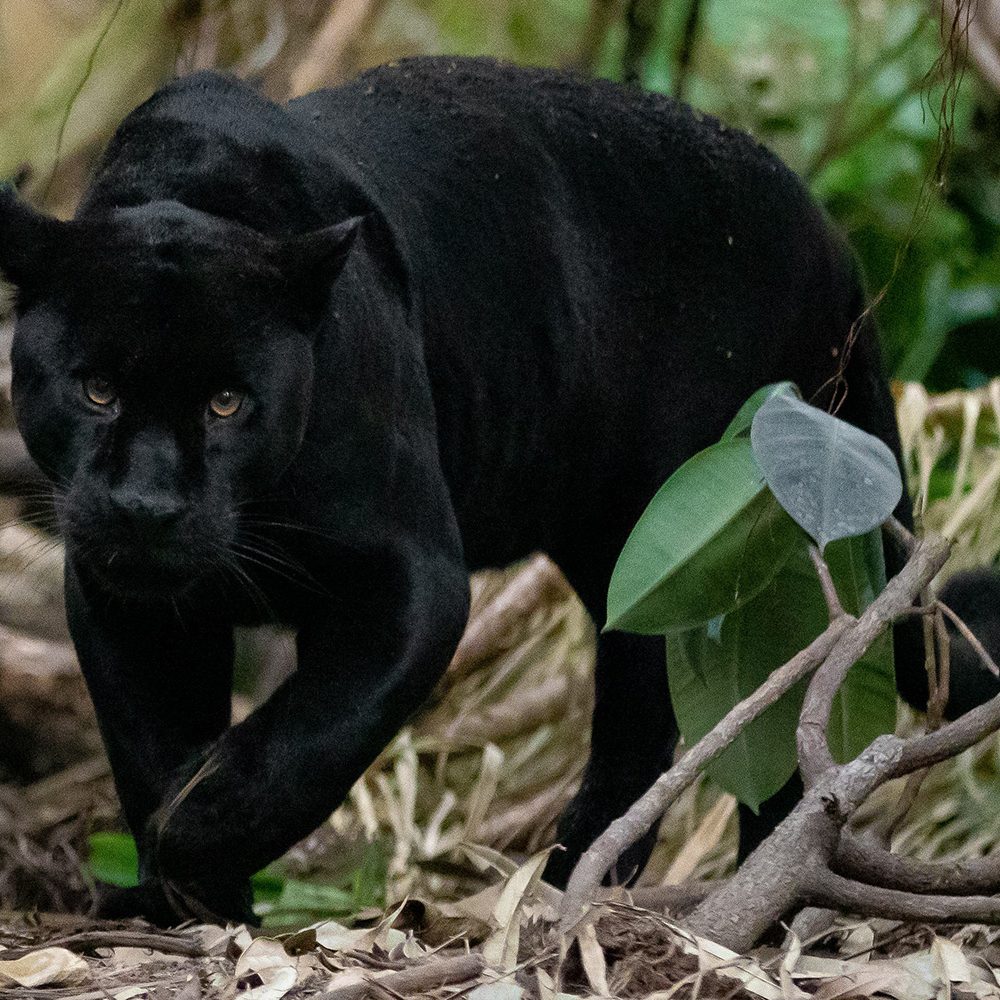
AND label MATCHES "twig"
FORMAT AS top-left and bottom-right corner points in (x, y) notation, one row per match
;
(629, 881), (720, 913)
(321, 954), (486, 1000)
(892, 686), (1000, 776)
(0, 929), (206, 960)
(577, 0), (625, 75)
(883, 515), (917, 555)
(622, 0), (664, 85)
(42, 0), (128, 201)
(883, 593), (946, 841)
(937, 598), (1000, 677)
(563, 530), (952, 939)
(942, 0), (1000, 93)
(446, 553), (567, 682)
(797, 533), (951, 787)
(809, 546), (845, 620)
(673, 0), (704, 100)
(684, 736), (906, 950)
(684, 656), (1000, 949)
(811, 869), (1000, 923)
(662, 533), (964, 949)
(288, 0), (389, 96)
